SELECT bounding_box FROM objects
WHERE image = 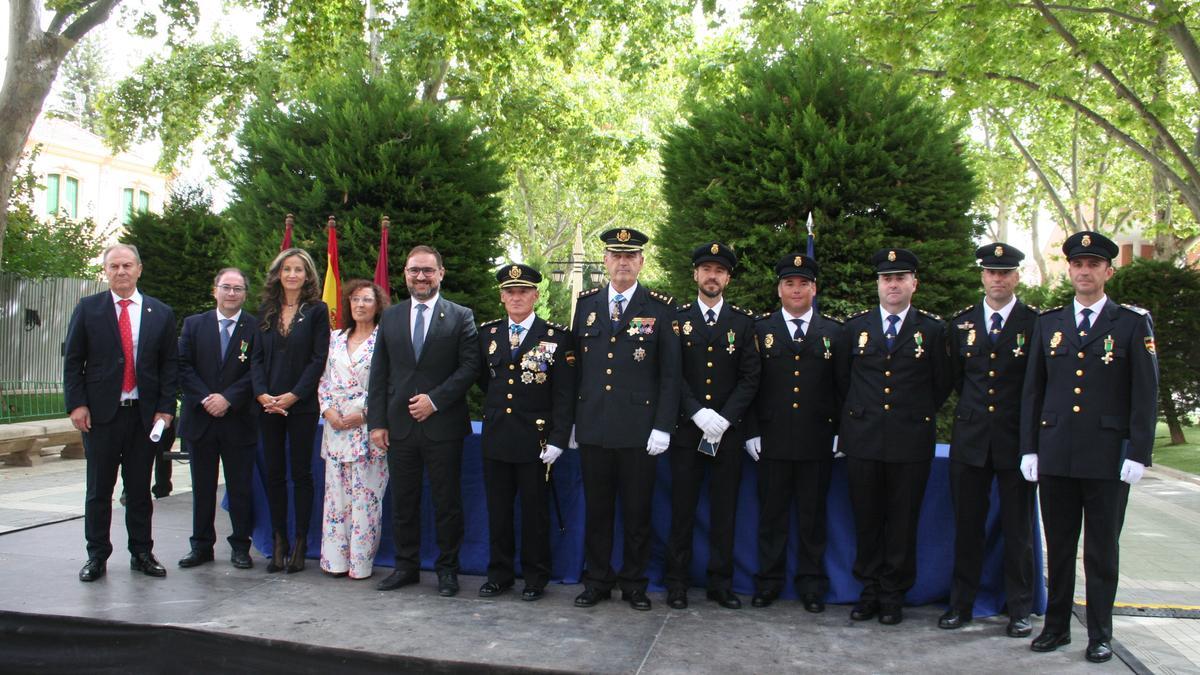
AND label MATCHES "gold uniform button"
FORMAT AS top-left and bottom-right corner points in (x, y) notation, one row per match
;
(884, 371), (892, 377)
(506, 393), (513, 400)
(924, 416), (931, 422)
(792, 387), (799, 393)
(707, 362), (714, 368)
(1077, 351), (1085, 359)
(1074, 387), (1082, 394)
(605, 368), (612, 375)
(987, 388), (995, 395)
(1076, 369), (1084, 377)
(987, 405), (995, 412)
(611, 337), (617, 343)
(885, 354), (892, 360)
(608, 353), (614, 359)
(793, 371), (800, 376)
(990, 353), (997, 360)
(707, 346), (713, 352)
(794, 355), (800, 361)
(705, 378), (712, 384)
(505, 407), (512, 414)
(988, 370), (996, 377)
(884, 404), (891, 411)
(705, 394), (712, 401)
(605, 385), (612, 391)
(884, 387), (892, 394)
(1041, 420), (1047, 426)
(509, 364), (516, 370)
(1073, 405), (1081, 413)
(508, 379), (514, 385)
(792, 403), (799, 409)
